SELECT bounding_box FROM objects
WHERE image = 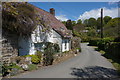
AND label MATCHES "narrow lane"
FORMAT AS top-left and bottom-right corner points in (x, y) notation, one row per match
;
(15, 43), (118, 78)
